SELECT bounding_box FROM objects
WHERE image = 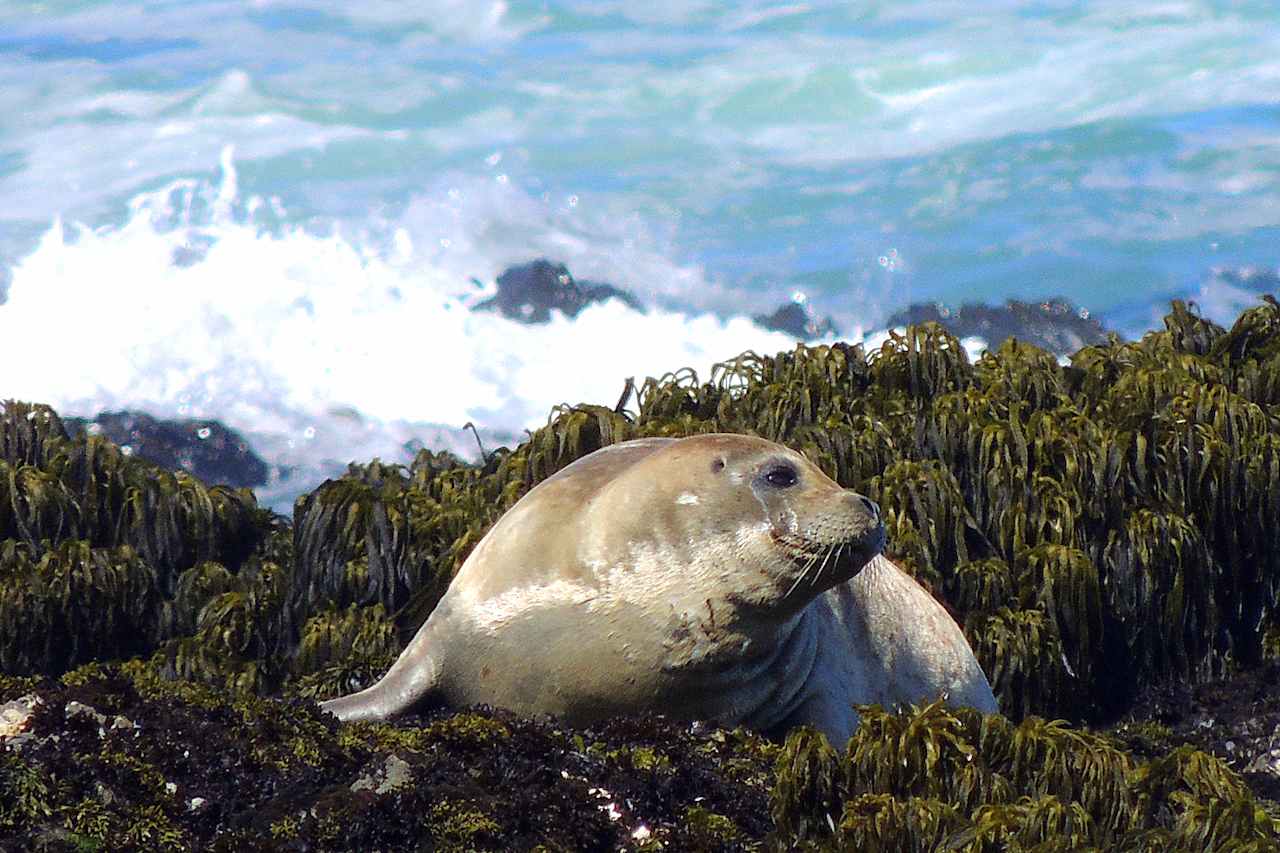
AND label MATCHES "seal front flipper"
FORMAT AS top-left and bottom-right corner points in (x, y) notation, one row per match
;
(320, 611), (447, 722)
